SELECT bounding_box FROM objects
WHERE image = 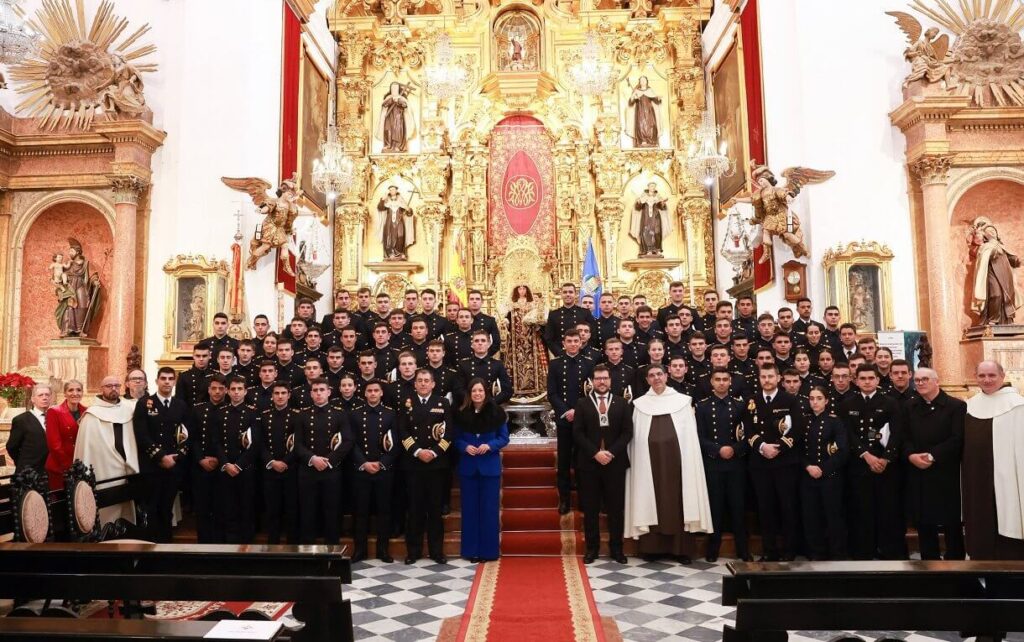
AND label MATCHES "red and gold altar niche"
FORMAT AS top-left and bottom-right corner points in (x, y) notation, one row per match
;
(328, 0), (717, 322)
